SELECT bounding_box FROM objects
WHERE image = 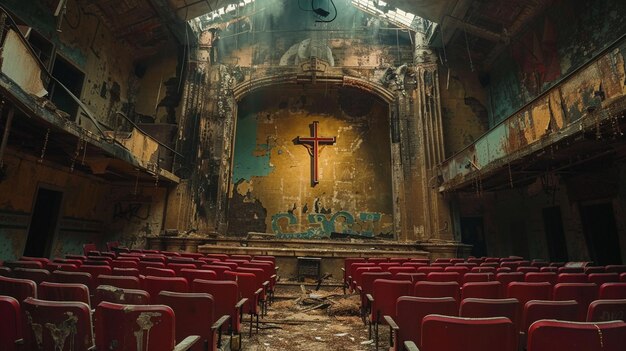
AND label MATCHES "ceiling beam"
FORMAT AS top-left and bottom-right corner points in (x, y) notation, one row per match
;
(441, 15), (509, 44)
(441, 0), (472, 46)
(483, 0), (550, 67)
